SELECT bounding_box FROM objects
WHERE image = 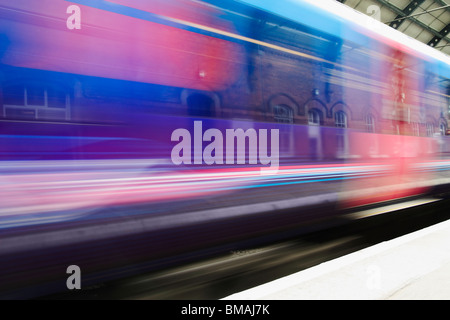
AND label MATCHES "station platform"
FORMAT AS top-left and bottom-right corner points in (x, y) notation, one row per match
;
(223, 218), (450, 300)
